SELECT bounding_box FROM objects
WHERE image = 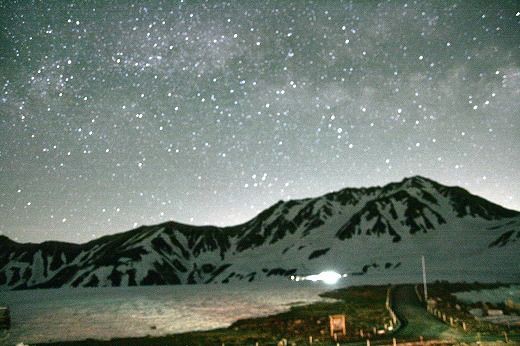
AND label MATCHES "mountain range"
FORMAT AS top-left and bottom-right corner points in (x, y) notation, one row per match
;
(1, 176), (519, 290)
